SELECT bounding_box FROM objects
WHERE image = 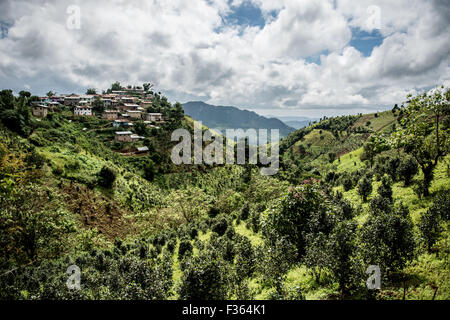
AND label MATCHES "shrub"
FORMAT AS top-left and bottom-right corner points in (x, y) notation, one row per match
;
(398, 156), (419, 186)
(98, 165), (117, 188)
(357, 176), (373, 202)
(377, 175), (393, 201)
(361, 203), (416, 276)
(212, 217), (228, 236)
(178, 239), (193, 260)
(178, 253), (229, 300)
